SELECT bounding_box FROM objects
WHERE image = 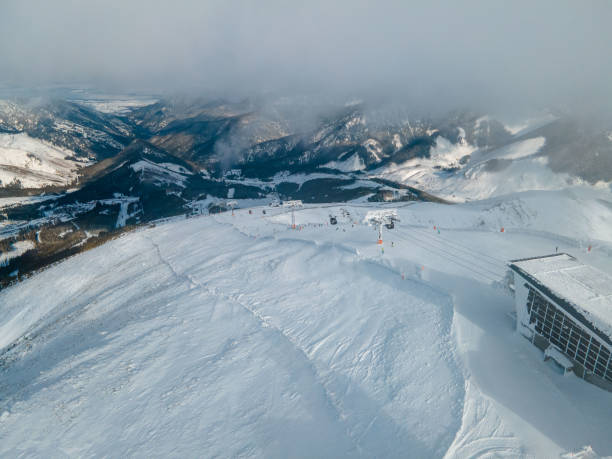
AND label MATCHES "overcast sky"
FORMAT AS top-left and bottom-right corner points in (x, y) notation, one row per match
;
(1, 0), (611, 115)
